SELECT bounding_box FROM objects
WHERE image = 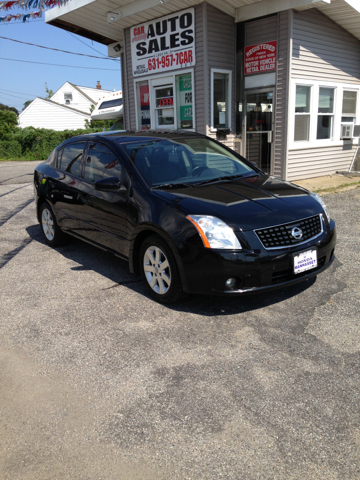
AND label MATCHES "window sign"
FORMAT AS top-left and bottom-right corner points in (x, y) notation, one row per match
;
(131, 8), (196, 77)
(155, 86), (175, 128)
(136, 81), (150, 130)
(176, 73), (193, 129)
(244, 41), (277, 75)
